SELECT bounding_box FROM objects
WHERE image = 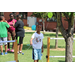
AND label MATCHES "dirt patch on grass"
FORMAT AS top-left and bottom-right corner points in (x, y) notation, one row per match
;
(50, 48), (65, 51)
